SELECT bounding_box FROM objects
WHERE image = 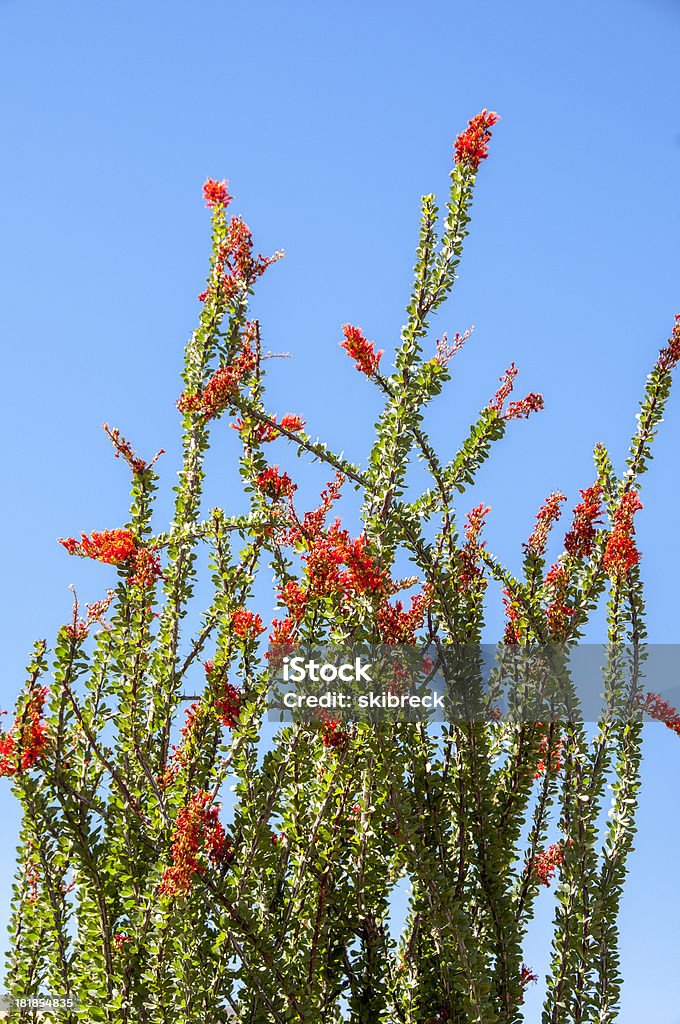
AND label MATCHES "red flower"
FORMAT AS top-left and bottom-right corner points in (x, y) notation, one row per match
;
(231, 607), (264, 640)
(524, 493), (567, 558)
(279, 413), (305, 433)
(256, 466), (296, 500)
(320, 714), (349, 749)
(504, 393), (544, 420)
(113, 933), (131, 952)
(103, 423), (160, 475)
(375, 589), (431, 644)
(637, 692), (680, 736)
(454, 110), (500, 169)
(203, 178), (232, 209)
(502, 590), (523, 645)
(65, 590), (115, 641)
(564, 483), (603, 559)
(0, 687), (49, 778)
(215, 682), (242, 729)
(178, 343), (256, 420)
(532, 842), (566, 886)
(521, 964), (538, 986)
(59, 528), (137, 565)
(544, 563), (574, 640)
(490, 363), (518, 412)
(129, 547), (163, 589)
(231, 413), (305, 443)
(160, 791), (233, 898)
(489, 364), (543, 421)
(459, 503), (491, 590)
(603, 491), (643, 578)
(303, 524), (391, 601)
(533, 733), (564, 779)
(284, 474), (345, 545)
(215, 217), (283, 293)
(657, 314), (680, 371)
(279, 580), (308, 620)
(340, 324), (384, 377)
(268, 616), (297, 647)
